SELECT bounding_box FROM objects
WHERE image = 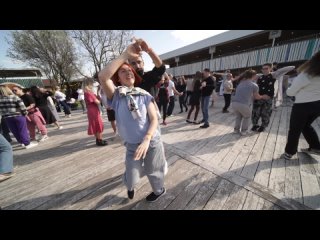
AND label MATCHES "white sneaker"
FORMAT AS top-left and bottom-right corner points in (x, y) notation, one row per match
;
(39, 135), (49, 142)
(25, 142), (38, 149)
(57, 126), (63, 130)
